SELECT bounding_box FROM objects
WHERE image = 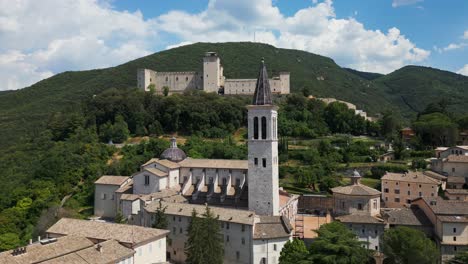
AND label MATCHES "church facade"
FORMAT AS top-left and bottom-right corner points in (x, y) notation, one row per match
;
(97, 60), (297, 264)
(137, 52), (290, 95)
